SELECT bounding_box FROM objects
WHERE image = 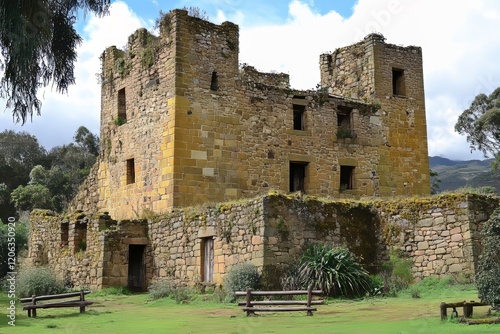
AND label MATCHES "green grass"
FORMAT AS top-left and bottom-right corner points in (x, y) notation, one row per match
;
(0, 281), (498, 334)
